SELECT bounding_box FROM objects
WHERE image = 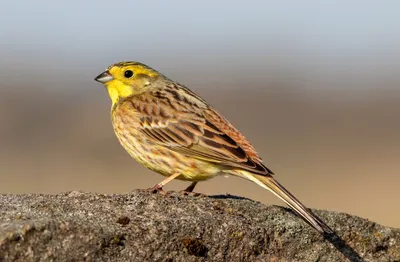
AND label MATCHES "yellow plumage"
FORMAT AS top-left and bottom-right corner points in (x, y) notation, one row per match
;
(95, 61), (333, 235)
